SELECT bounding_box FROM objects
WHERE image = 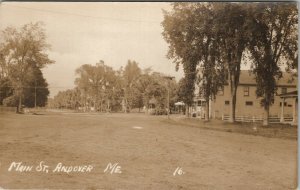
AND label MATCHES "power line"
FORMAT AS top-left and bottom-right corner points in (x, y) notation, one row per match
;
(0, 85), (120, 89)
(3, 4), (162, 24)
(0, 86), (73, 89)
